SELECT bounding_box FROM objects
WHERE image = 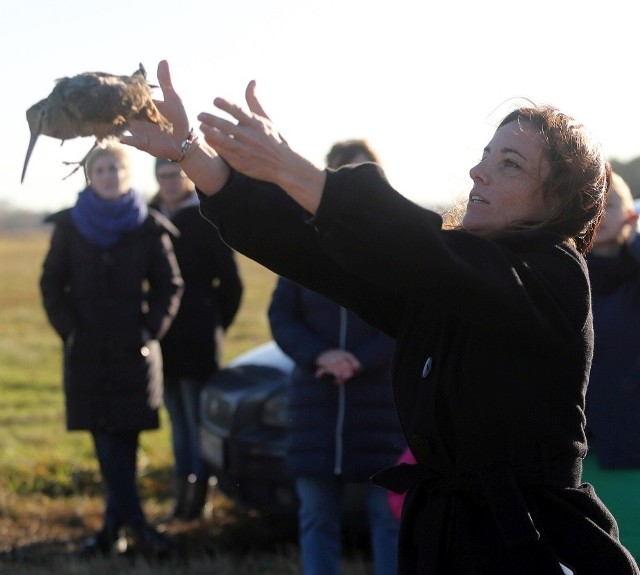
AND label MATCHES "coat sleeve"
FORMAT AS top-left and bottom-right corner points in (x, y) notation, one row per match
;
(268, 277), (332, 369)
(200, 164), (587, 347)
(211, 237), (243, 331)
(144, 231), (184, 340)
(40, 225), (76, 341)
(198, 172), (405, 338)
